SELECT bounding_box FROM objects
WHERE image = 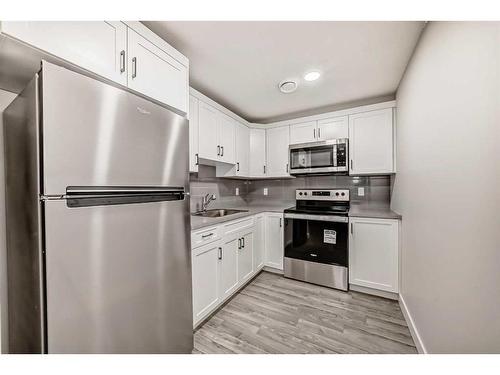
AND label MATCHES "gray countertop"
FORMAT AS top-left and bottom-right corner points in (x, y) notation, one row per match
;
(190, 202), (401, 231)
(190, 203), (294, 231)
